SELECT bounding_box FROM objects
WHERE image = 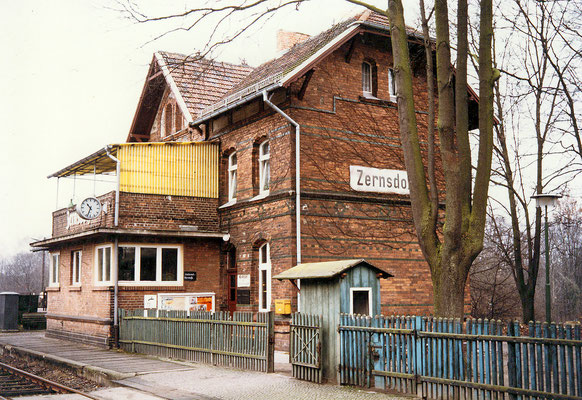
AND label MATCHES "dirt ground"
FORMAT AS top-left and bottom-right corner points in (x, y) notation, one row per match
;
(0, 351), (104, 392)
